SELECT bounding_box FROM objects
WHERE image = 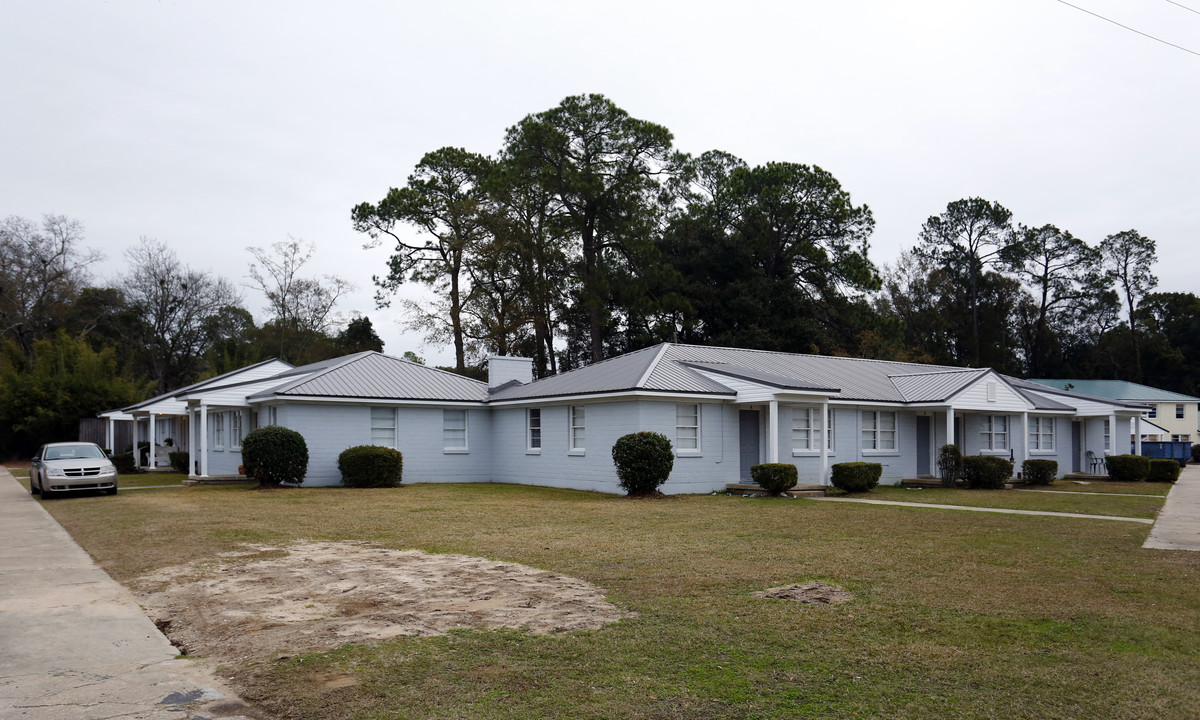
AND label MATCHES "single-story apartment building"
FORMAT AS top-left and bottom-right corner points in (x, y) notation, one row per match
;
(1028, 379), (1200, 444)
(102, 344), (1152, 493)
